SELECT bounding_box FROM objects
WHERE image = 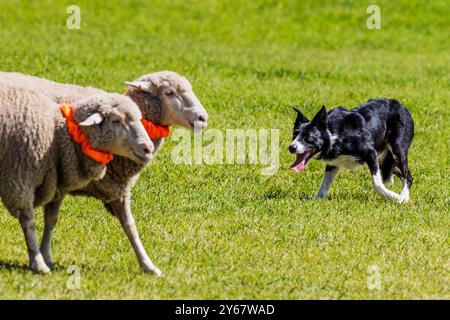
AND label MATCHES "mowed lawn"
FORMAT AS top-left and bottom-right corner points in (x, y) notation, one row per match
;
(0, 0), (448, 299)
